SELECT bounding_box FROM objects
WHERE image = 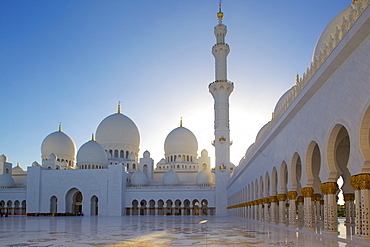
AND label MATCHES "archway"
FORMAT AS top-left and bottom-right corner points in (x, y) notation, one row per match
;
(65, 188), (83, 214)
(175, 200), (181, 215)
(193, 200), (199, 216)
(184, 200), (191, 215)
(50, 196), (58, 214)
(91, 196), (98, 216)
(157, 200), (164, 216)
(132, 200), (138, 215)
(0, 200), (4, 214)
(21, 200), (26, 214)
(166, 200), (173, 215)
(14, 200), (20, 215)
(149, 200), (155, 215)
(201, 199), (208, 215)
(140, 200), (147, 215)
